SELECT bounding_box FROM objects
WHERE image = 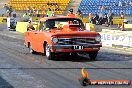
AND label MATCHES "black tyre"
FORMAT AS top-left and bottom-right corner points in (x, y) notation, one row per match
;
(29, 44), (36, 54)
(45, 44), (55, 60)
(62, 53), (70, 58)
(89, 51), (98, 61)
(43, 43), (46, 56)
(70, 53), (78, 57)
(10, 25), (16, 29)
